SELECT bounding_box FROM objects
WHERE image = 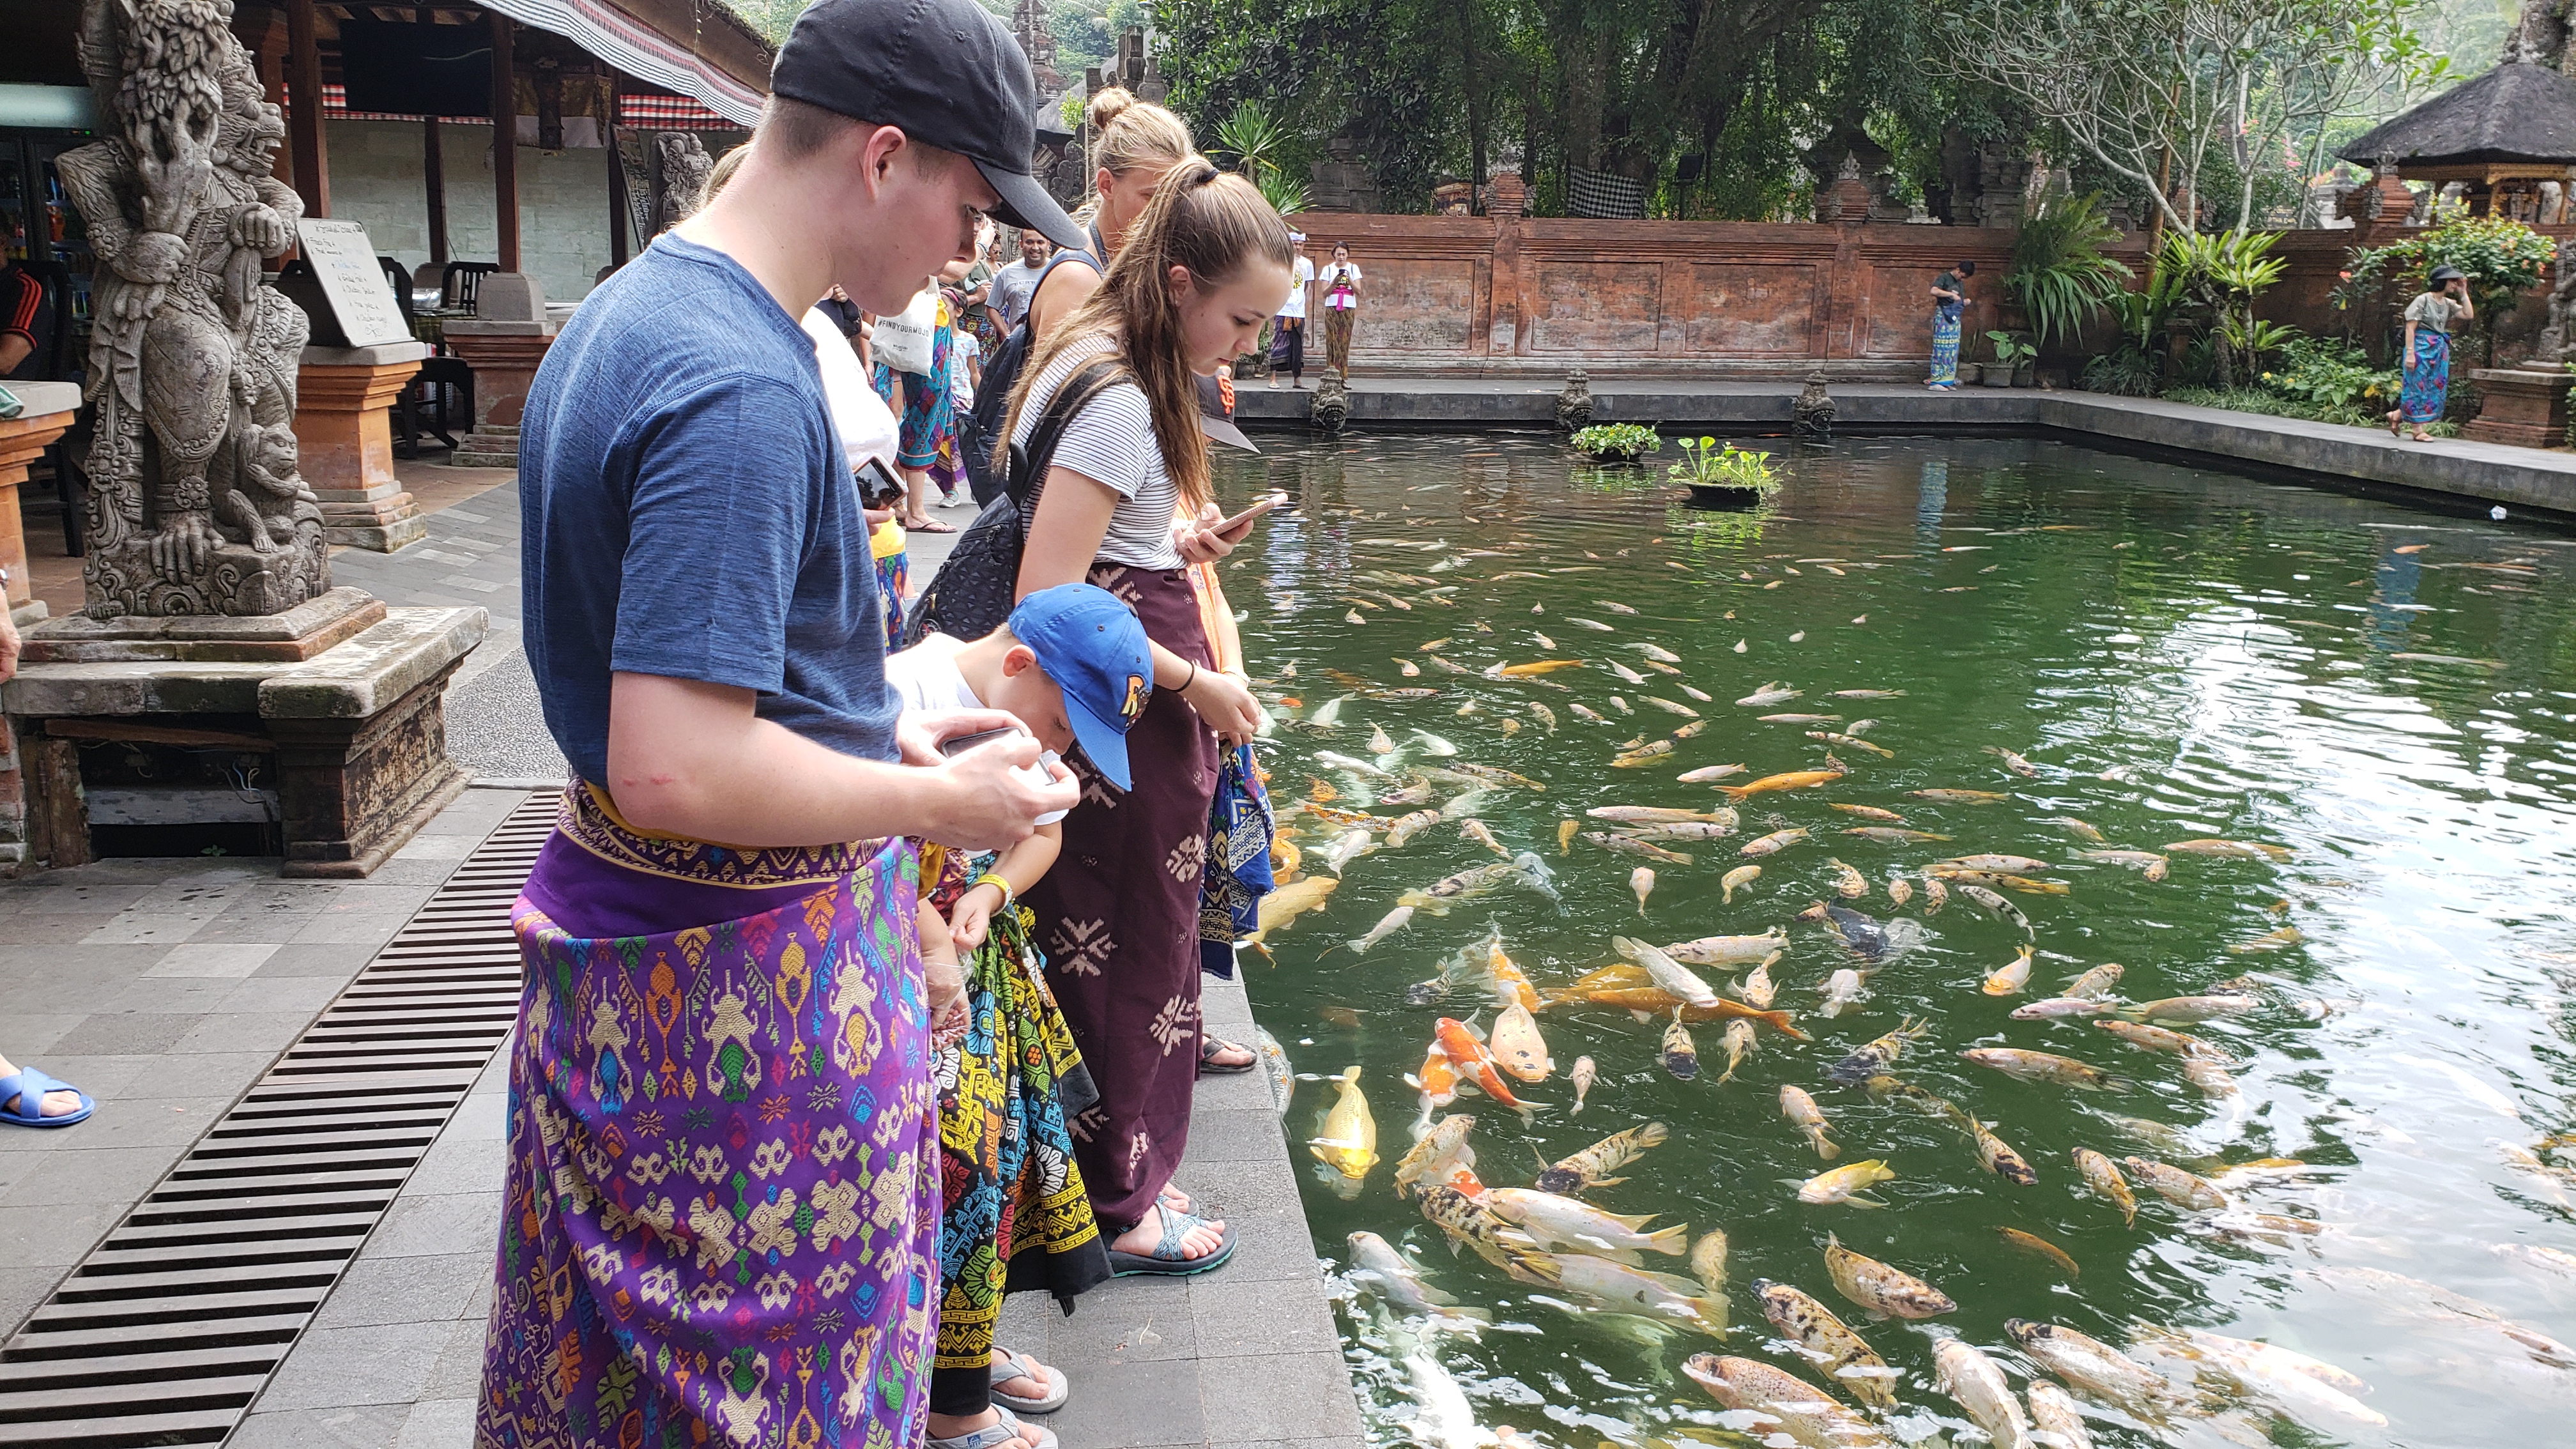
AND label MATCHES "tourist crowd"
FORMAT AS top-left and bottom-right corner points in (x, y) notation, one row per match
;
(477, 0), (1299, 1445)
